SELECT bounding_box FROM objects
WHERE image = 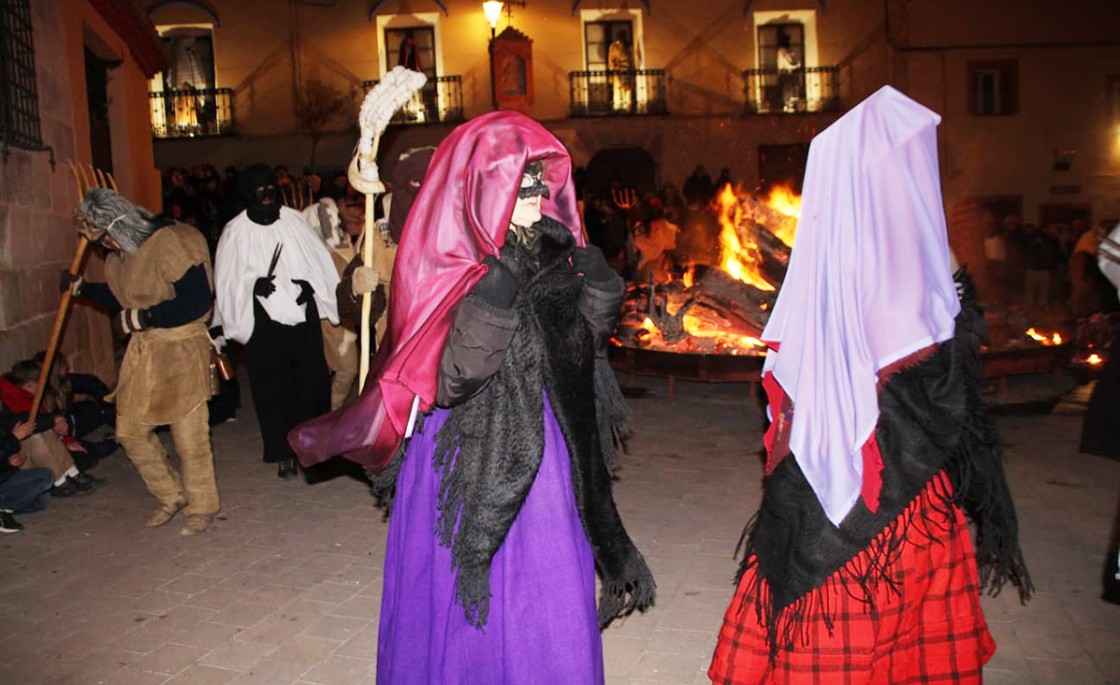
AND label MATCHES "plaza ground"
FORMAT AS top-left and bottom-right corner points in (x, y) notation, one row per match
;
(0, 373), (1116, 685)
